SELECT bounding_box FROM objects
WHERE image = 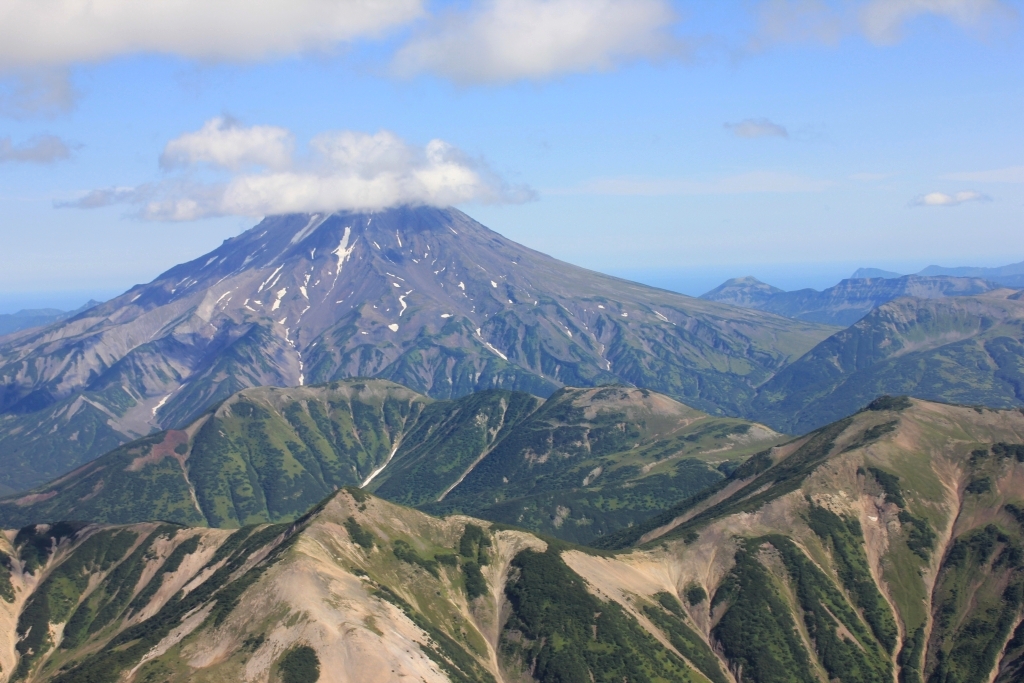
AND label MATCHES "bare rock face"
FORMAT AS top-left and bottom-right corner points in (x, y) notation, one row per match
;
(0, 206), (831, 492)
